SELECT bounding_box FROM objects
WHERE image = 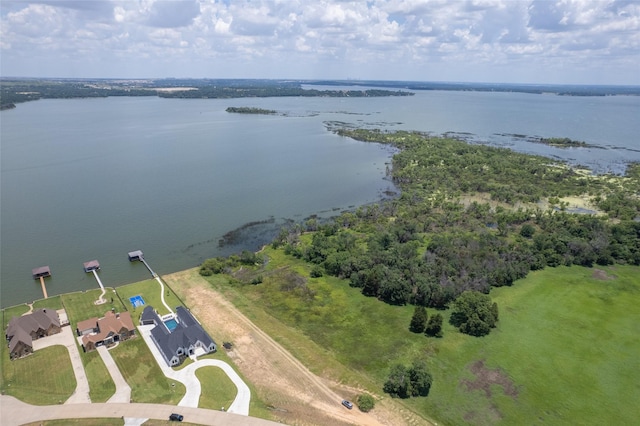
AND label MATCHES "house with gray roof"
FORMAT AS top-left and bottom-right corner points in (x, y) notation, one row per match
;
(6, 308), (61, 360)
(141, 305), (216, 366)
